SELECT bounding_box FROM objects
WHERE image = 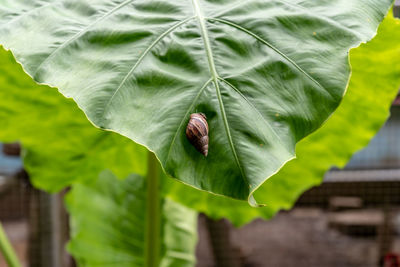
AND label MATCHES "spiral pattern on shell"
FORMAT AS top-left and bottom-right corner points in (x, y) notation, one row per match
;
(186, 113), (209, 156)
